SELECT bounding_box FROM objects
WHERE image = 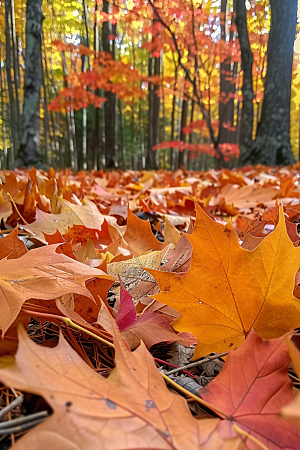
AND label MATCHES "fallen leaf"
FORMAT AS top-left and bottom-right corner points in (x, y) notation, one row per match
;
(0, 194), (13, 226)
(219, 184), (279, 211)
(114, 279), (197, 349)
(123, 208), (166, 255)
(0, 227), (28, 259)
(0, 315), (30, 356)
(121, 311), (197, 350)
(0, 320), (225, 450)
(116, 277), (136, 330)
(163, 217), (181, 245)
(200, 331), (300, 450)
(0, 244), (114, 334)
(58, 197), (105, 230)
(148, 203), (300, 358)
(281, 339), (300, 426)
